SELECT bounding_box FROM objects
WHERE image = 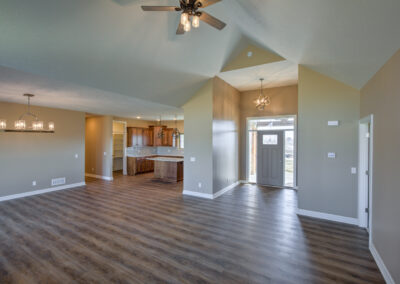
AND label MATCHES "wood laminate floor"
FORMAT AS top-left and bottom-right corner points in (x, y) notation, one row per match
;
(0, 173), (384, 283)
